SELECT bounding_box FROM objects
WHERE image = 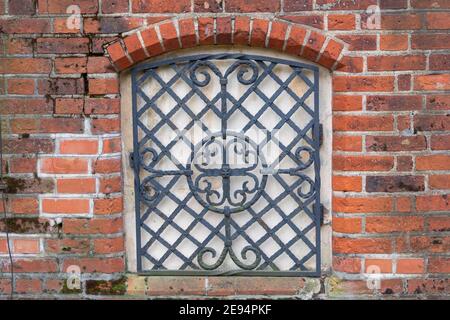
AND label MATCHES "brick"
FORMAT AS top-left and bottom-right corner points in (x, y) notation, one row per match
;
(333, 115), (393, 131)
(145, 277), (205, 296)
(328, 14), (355, 30)
(366, 176), (425, 193)
(89, 78), (119, 95)
(318, 39), (344, 69)
(92, 36), (118, 54)
(332, 257), (361, 273)
(366, 136), (427, 152)
(107, 42), (132, 70)
(316, 0), (376, 10)
(63, 257), (124, 273)
(15, 279), (42, 294)
(54, 57), (88, 74)
(227, 0), (280, 12)
(91, 118), (121, 134)
(194, 0), (223, 12)
(332, 95), (362, 111)
(57, 178), (96, 194)
(38, 78), (85, 95)
(416, 155), (450, 171)
(234, 16), (251, 46)
(6, 38), (33, 55)
(415, 115), (450, 132)
(368, 55), (426, 71)
(10, 259), (58, 273)
(411, 0), (450, 8)
(285, 25), (307, 54)
(198, 17), (215, 45)
(93, 237), (124, 254)
(426, 13), (450, 30)
(333, 217), (362, 233)
(409, 236), (450, 253)
(41, 158), (89, 174)
(37, 38), (89, 54)
(1, 99), (52, 115)
(63, 218), (123, 234)
(301, 32), (326, 61)
(380, 0), (408, 9)
(333, 76), (395, 92)
(431, 135), (450, 150)
(84, 17), (143, 34)
(414, 74), (450, 91)
(124, 33), (147, 62)
(93, 158), (121, 174)
(179, 19), (197, 48)
(0, 18), (50, 34)
(427, 95), (450, 110)
(333, 238), (392, 254)
(42, 199), (90, 214)
(398, 75), (411, 91)
(397, 259), (425, 274)
(7, 78), (35, 95)
(333, 176), (362, 192)
(55, 98), (84, 114)
(338, 35), (376, 51)
(3, 138), (54, 154)
(100, 176), (121, 194)
(87, 56), (115, 74)
(159, 21), (181, 51)
(102, 137), (121, 154)
(430, 54), (450, 71)
(338, 57), (364, 73)
(38, 0), (99, 13)
(268, 21), (287, 50)
(333, 197), (393, 213)
(8, 0), (36, 14)
(379, 14), (422, 30)
(54, 17), (81, 34)
(9, 198), (39, 214)
(365, 259), (392, 273)
(367, 95), (422, 112)
(102, 0), (129, 13)
(429, 175), (450, 190)
(366, 216), (424, 233)
(412, 34), (450, 50)
(8, 158), (38, 173)
(428, 258), (450, 273)
(13, 239), (40, 254)
(84, 98), (120, 114)
(334, 156), (394, 172)
(60, 139), (98, 155)
(131, 0), (190, 13)
(0, 58), (52, 74)
(398, 156), (413, 172)
(280, 15), (324, 29)
(416, 195), (450, 212)
(333, 135), (362, 152)
(46, 238), (89, 254)
(94, 197), (123, 215)
(141, 27), (164, 57)
(407, 279), (449, 295)
(429, 217), (450, 232)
